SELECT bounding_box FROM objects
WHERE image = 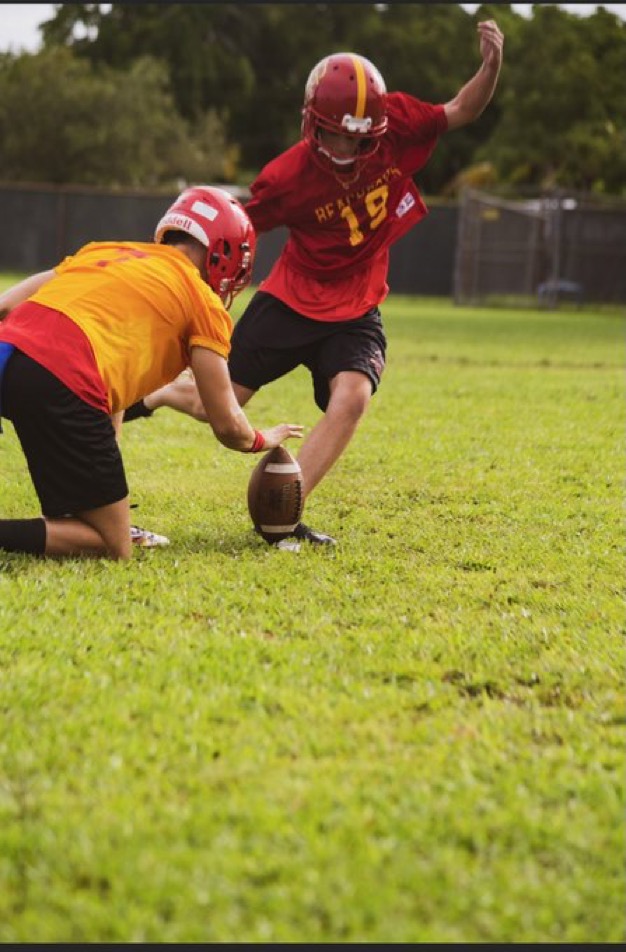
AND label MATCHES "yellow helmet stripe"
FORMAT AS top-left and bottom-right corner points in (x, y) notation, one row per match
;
(351, 55), (367, 118)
